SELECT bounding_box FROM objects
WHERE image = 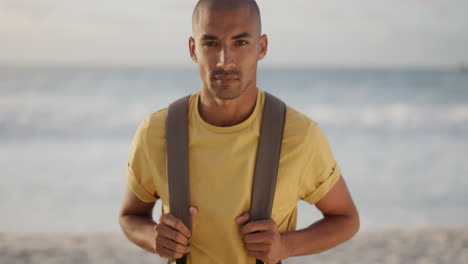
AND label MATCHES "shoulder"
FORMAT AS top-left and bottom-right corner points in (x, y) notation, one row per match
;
(282, 105), (334, 157)
(142, 108), (168, 130)
(285, 105), (317, 127)
(283, 105), (319, 142)
(133, 108), (168, 146)
(135, 92), (196, 144)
